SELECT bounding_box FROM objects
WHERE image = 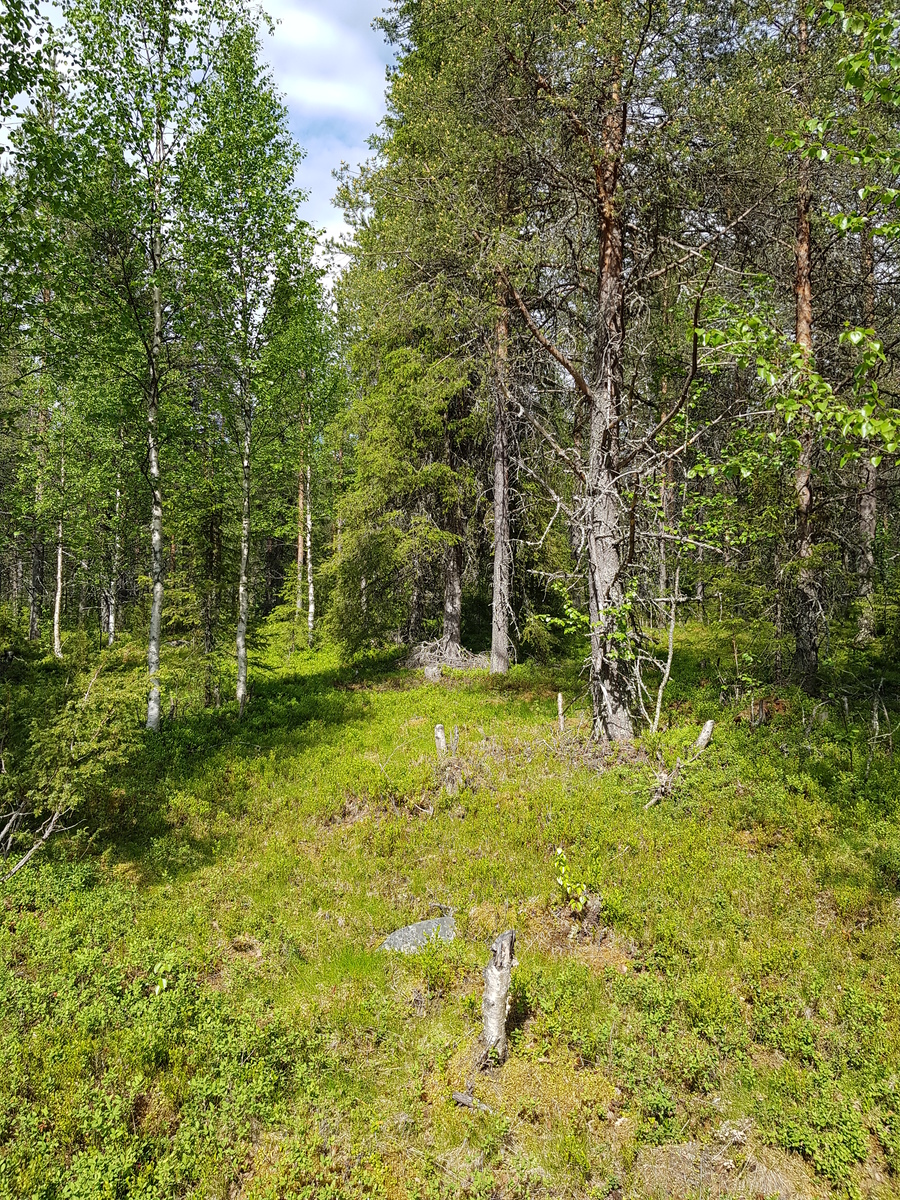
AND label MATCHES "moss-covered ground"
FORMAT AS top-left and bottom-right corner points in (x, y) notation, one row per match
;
(2, 617), (900, 1198)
